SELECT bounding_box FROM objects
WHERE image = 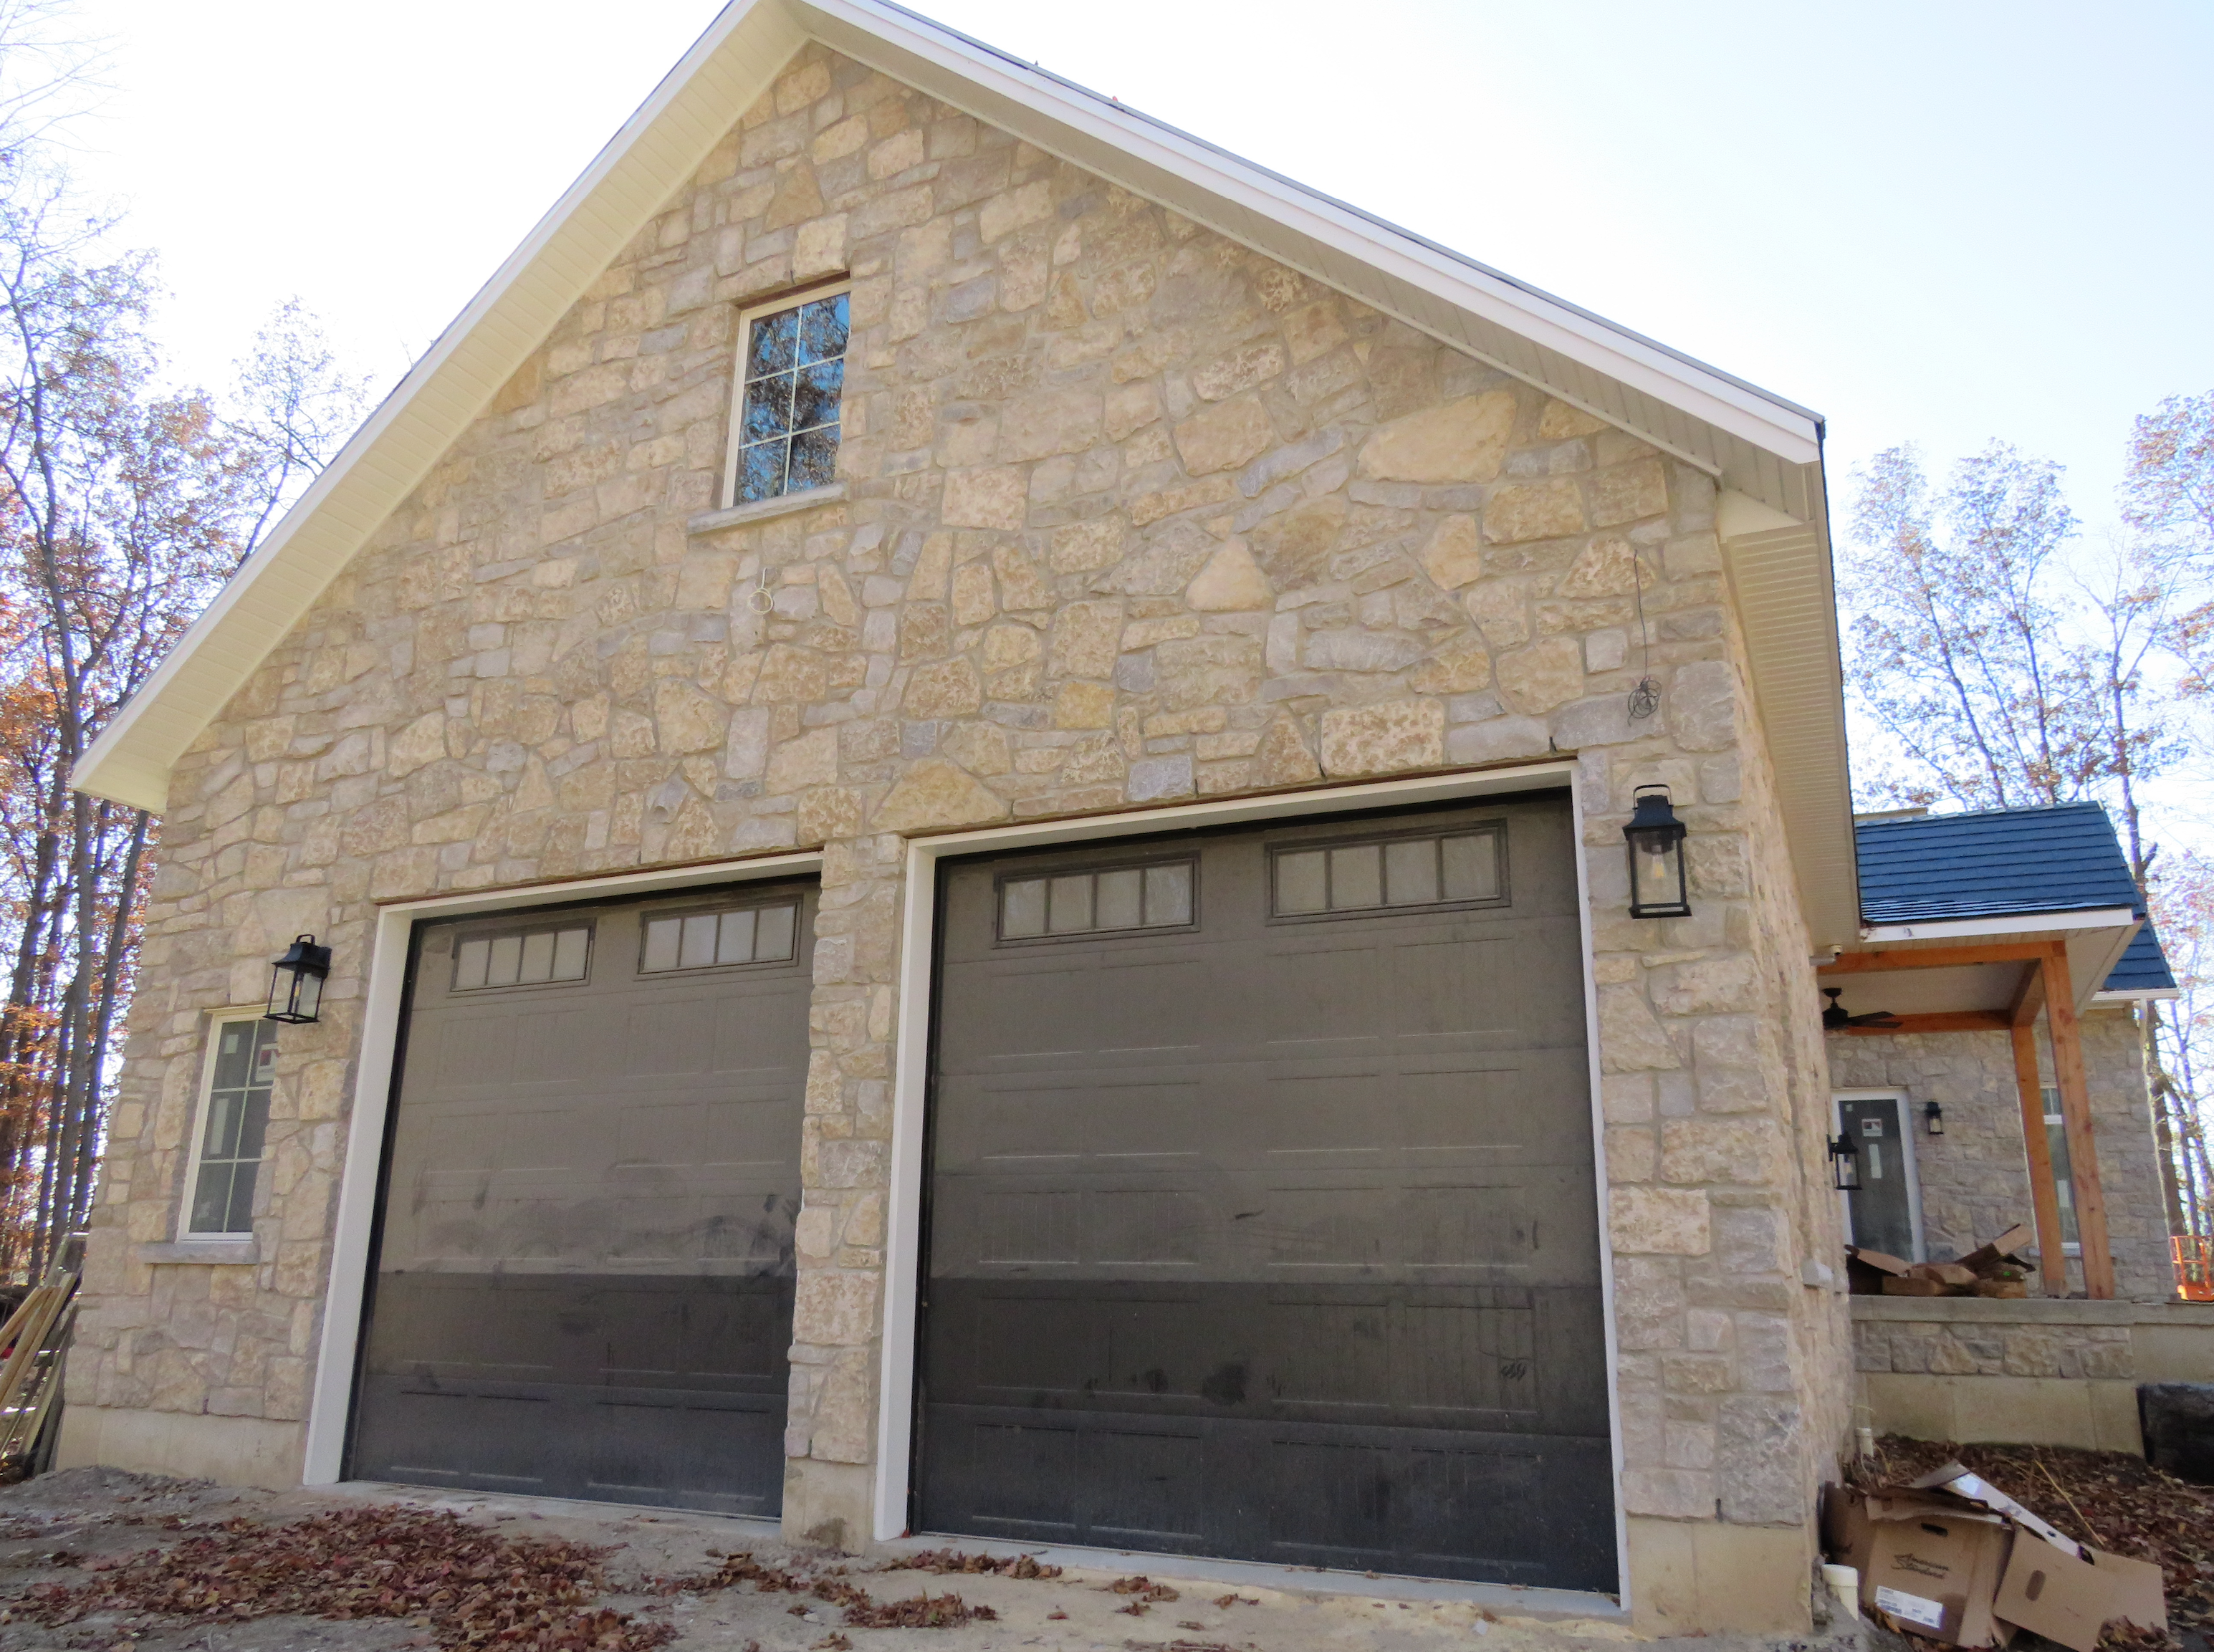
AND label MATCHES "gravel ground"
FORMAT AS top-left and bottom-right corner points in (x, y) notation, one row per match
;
(0, 1468), (1856, 1652)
